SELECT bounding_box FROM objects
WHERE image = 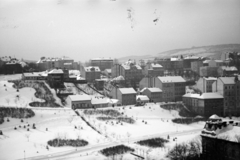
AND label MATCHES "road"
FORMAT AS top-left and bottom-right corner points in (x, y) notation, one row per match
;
(18, 128), (202, 160)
